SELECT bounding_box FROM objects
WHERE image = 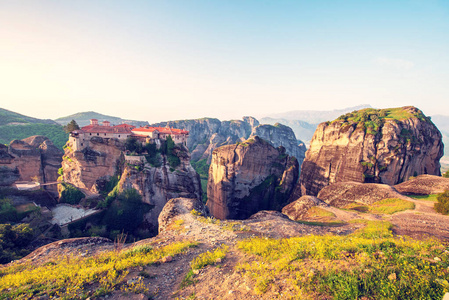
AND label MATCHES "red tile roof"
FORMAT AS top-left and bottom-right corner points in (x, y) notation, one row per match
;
(132, 126), (189, 135)
(80, 123), (134, 134)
